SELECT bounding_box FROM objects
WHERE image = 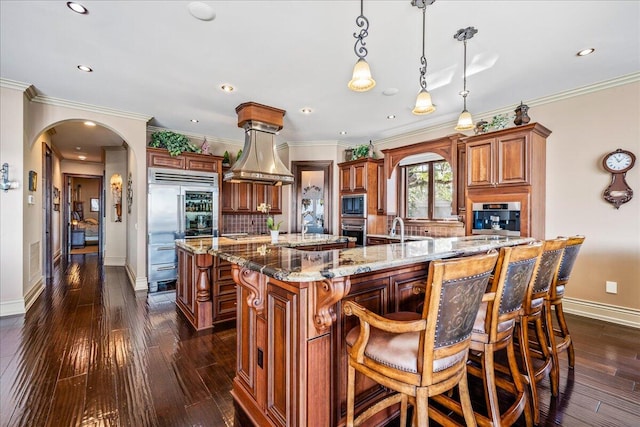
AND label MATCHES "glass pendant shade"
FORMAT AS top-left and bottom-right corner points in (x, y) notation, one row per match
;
(348, 58), (376, 92)
(412, 88), (436, 115)
(455, 109), (474, 131)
